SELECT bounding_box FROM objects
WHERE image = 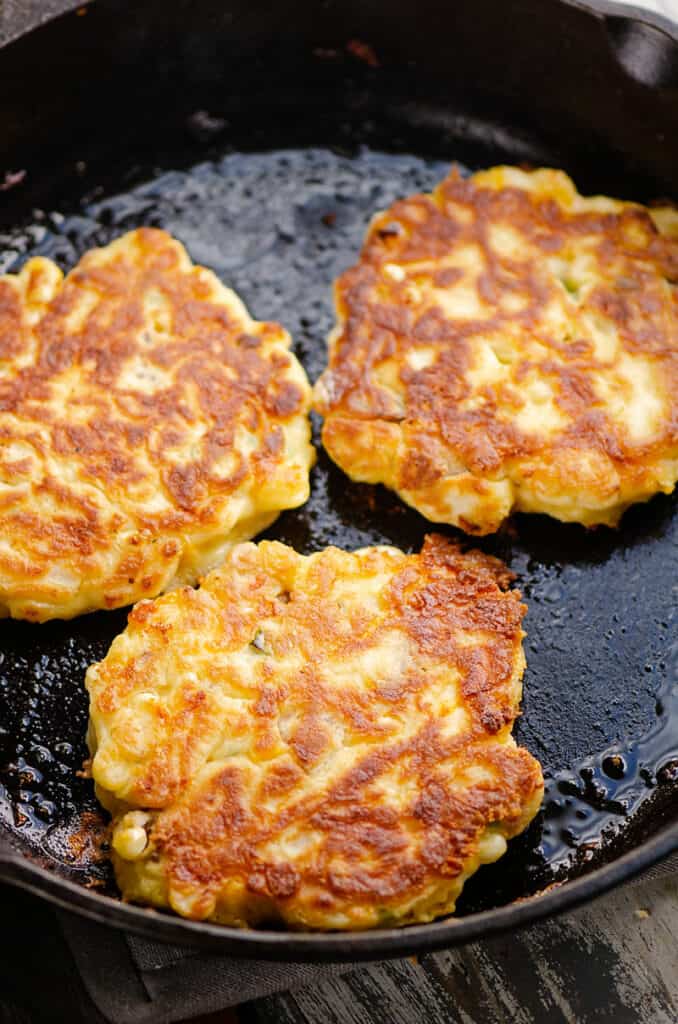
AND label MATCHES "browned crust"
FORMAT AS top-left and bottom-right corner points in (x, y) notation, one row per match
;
(0, 228), (312, 619)
(88, 536), (544, 929)
(314, 167), (678, 533)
